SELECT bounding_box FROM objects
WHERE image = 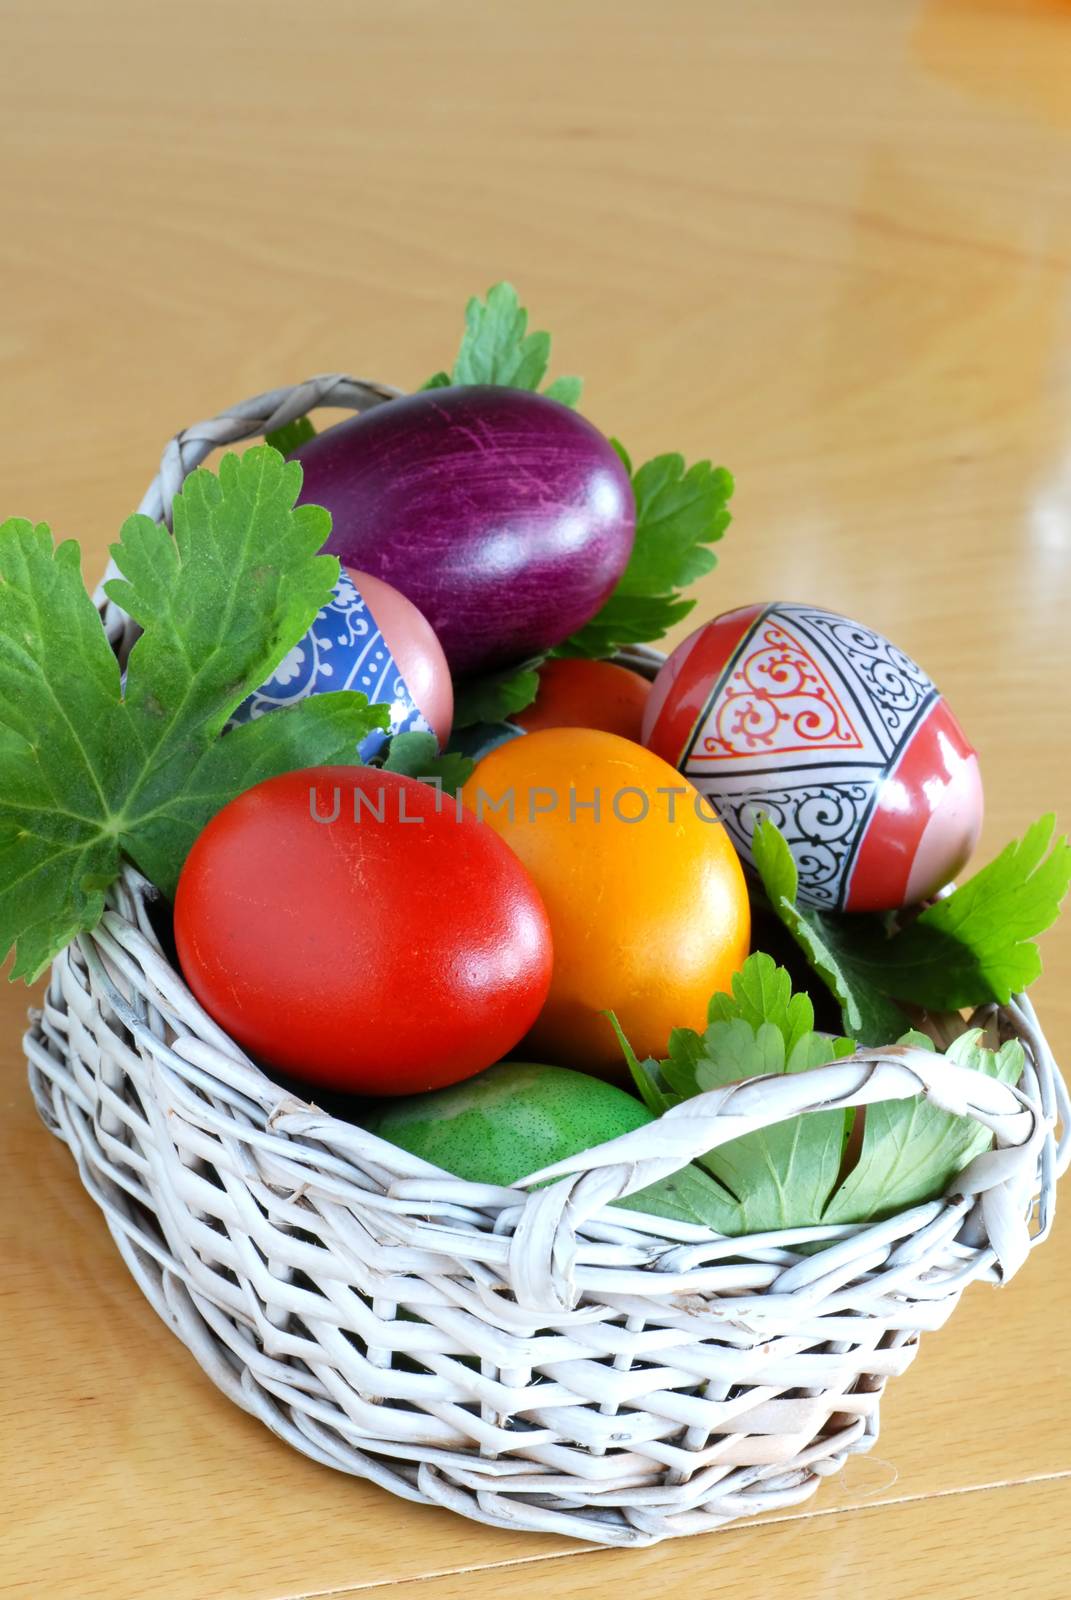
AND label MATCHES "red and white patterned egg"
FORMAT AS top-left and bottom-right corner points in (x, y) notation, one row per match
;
(642, 602), (983, 912)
